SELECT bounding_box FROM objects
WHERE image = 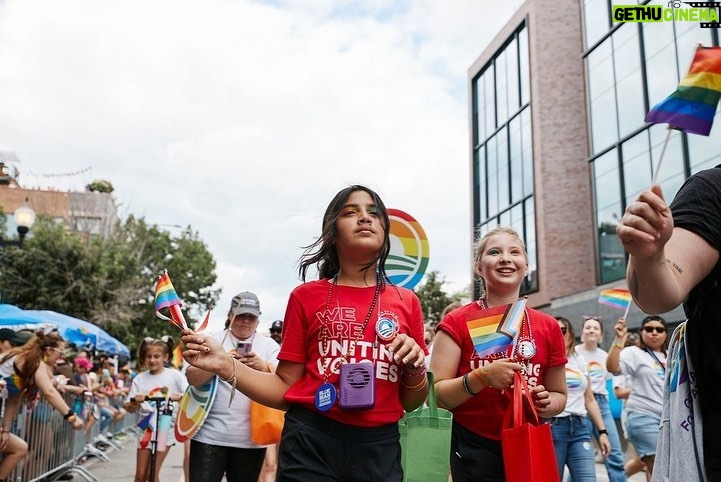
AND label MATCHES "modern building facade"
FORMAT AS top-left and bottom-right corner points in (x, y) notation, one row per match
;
(467, 0), (714, 328)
